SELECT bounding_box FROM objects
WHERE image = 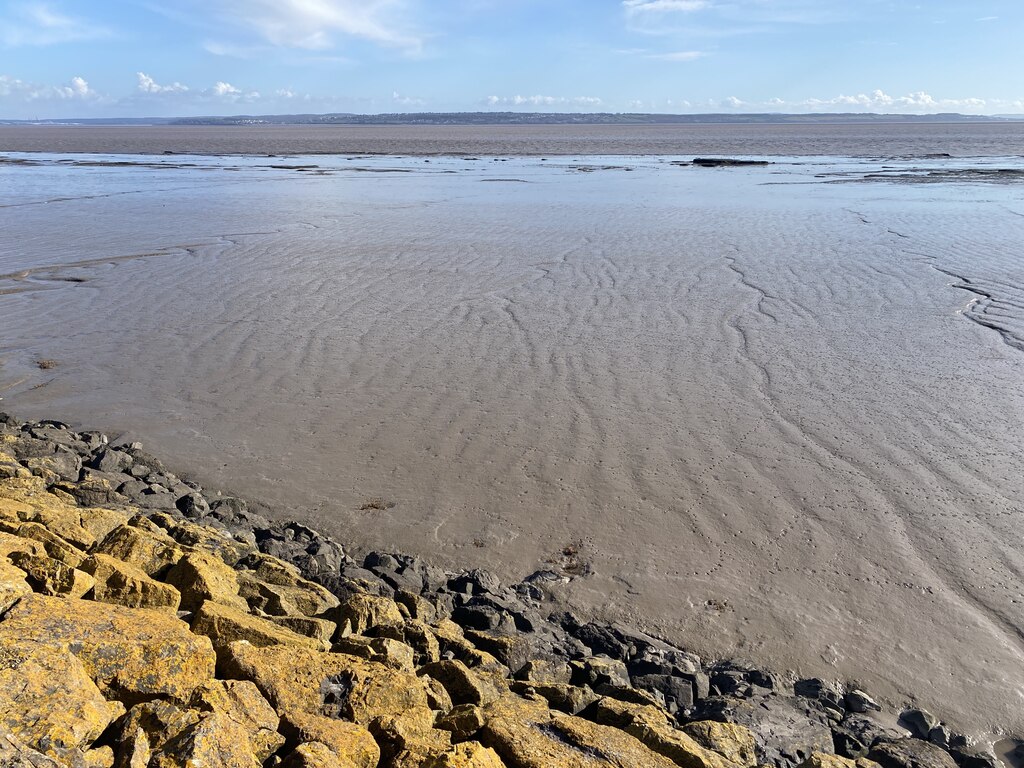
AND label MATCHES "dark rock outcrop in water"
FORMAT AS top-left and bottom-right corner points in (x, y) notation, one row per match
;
(690, 158), (772, 167)
(0, 412), (1014, 768)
